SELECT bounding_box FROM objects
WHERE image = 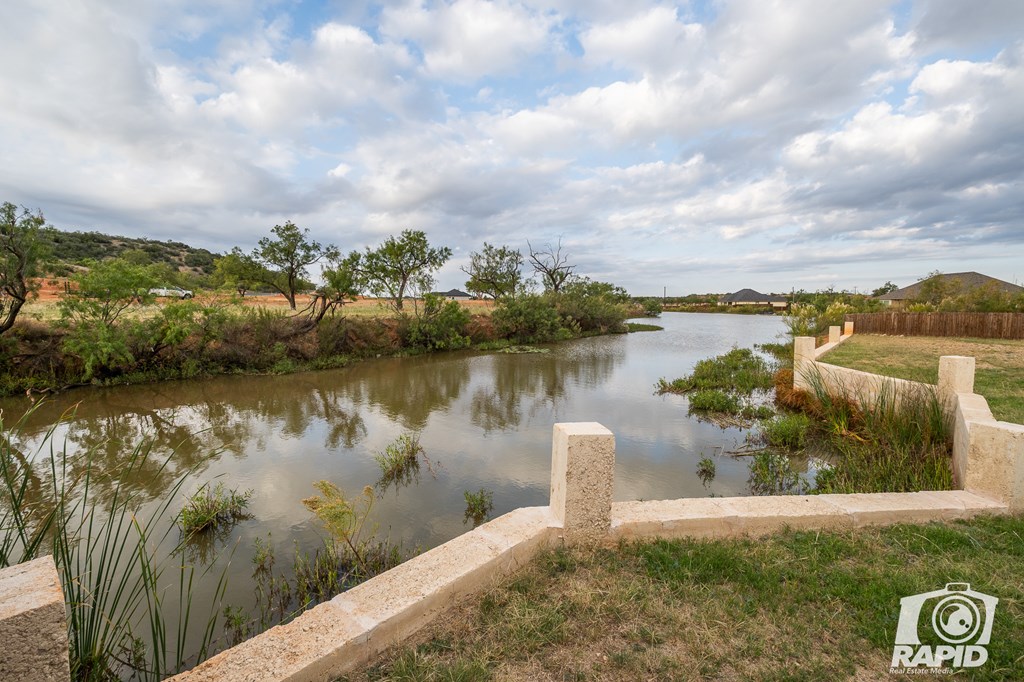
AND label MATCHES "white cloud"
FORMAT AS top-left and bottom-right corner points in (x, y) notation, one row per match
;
(381, 0), (556, 80)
